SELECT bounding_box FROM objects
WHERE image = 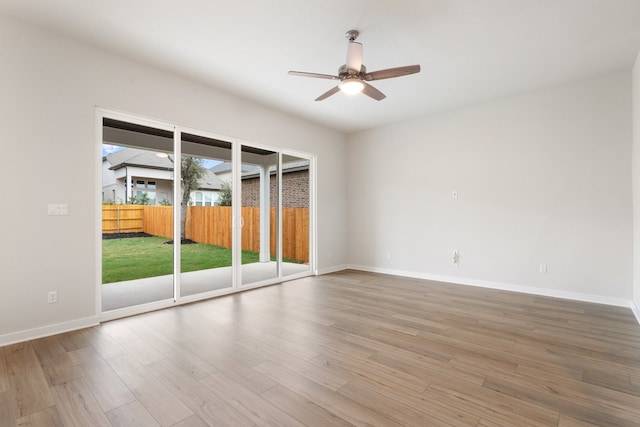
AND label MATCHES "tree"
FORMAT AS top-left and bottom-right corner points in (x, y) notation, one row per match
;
(217, 182), (232, 206)
(179, 156), (207, 241)
(165, 154), (207, 241)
